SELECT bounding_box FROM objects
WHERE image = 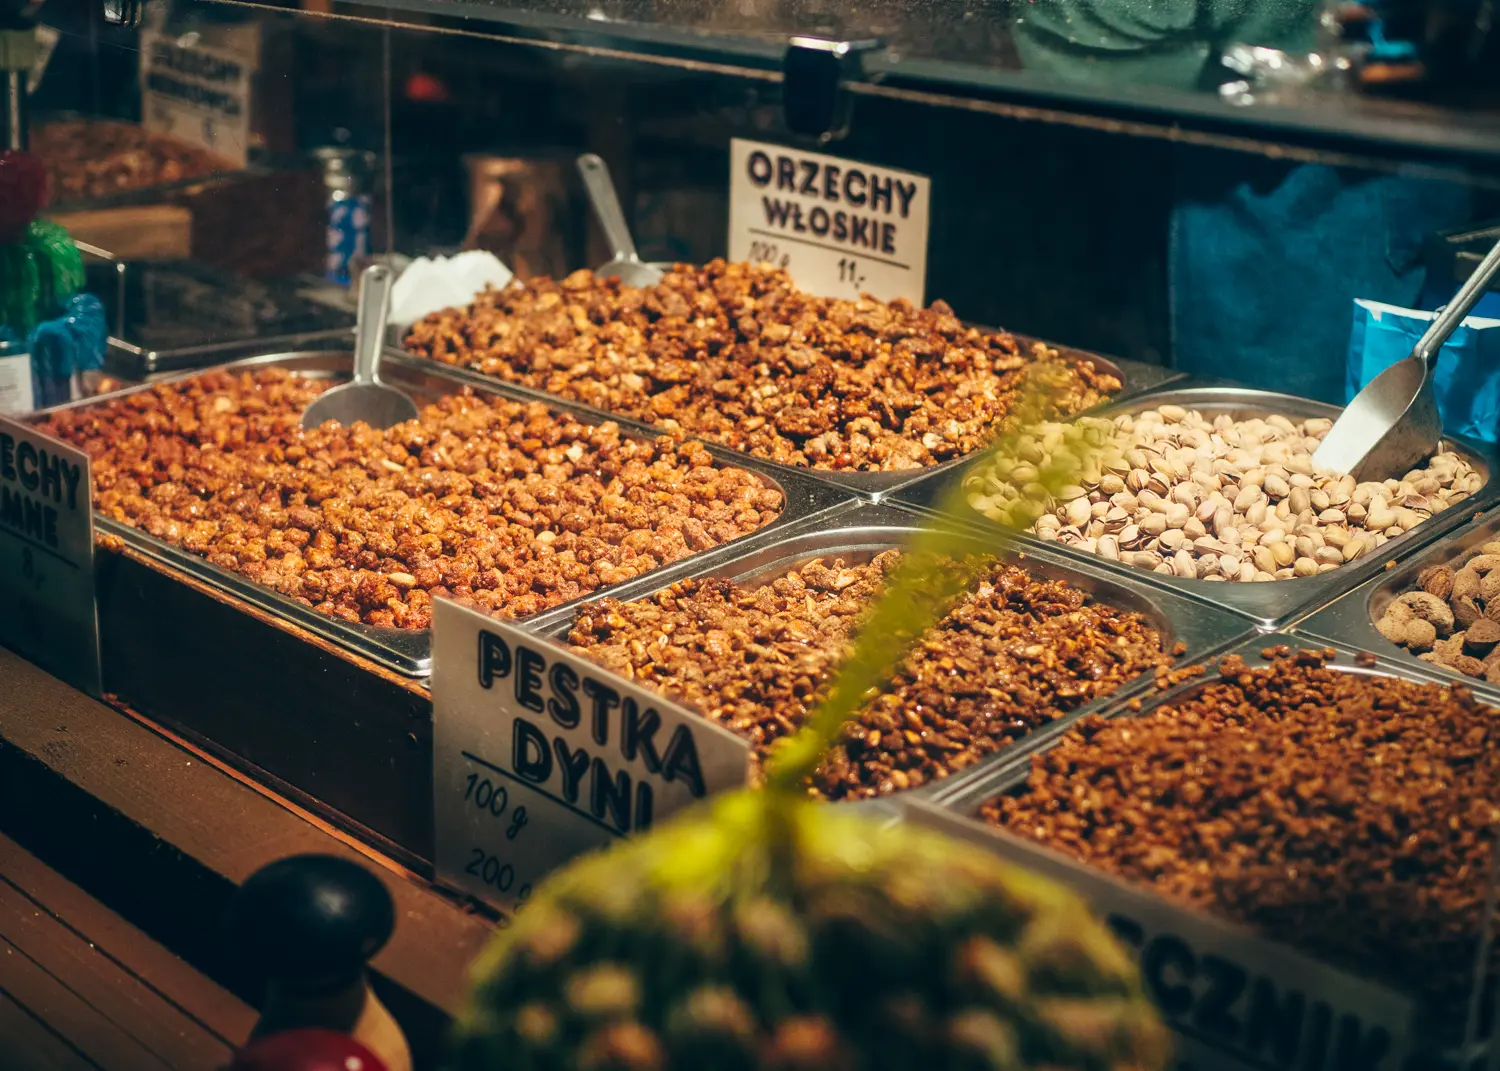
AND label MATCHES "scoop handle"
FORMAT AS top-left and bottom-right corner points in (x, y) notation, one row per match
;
(1414, 234), (1500, 364)
(353, 264), (395, 386)
(576, 153), (640, 263)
